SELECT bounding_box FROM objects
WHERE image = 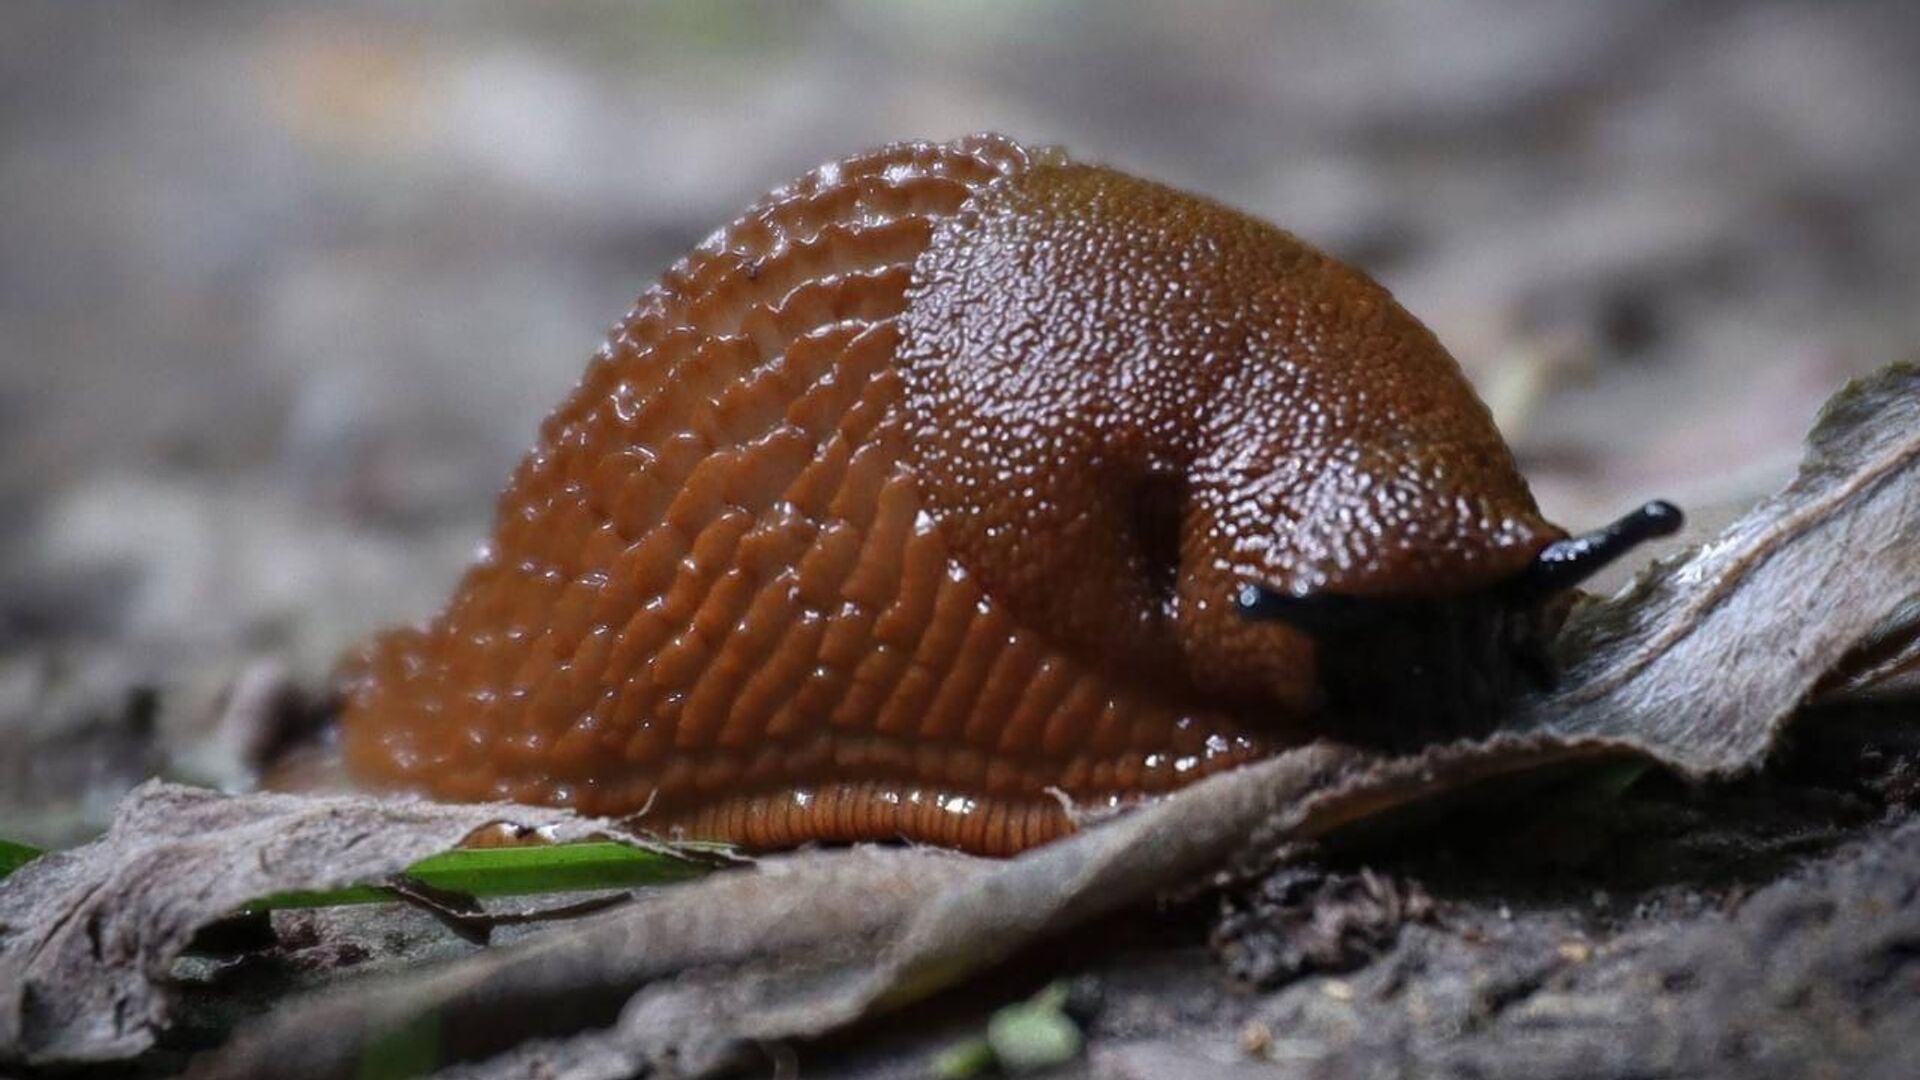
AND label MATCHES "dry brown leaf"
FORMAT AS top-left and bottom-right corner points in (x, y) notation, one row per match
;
(0, 784), (657, 1065)
(1518, 361), (1920, 765)
(1814, 598), (1920, 703)
(3, 365), (1914, 1077)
